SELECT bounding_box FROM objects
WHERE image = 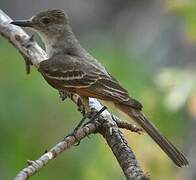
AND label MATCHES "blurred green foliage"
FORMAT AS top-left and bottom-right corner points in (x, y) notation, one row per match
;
(167, 0), (196, 40)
